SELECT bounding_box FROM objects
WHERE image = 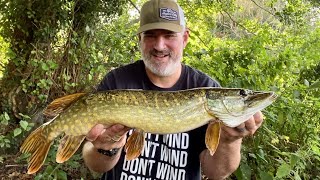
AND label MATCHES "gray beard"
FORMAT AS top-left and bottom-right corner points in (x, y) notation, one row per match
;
(142, 51), (182, 77)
